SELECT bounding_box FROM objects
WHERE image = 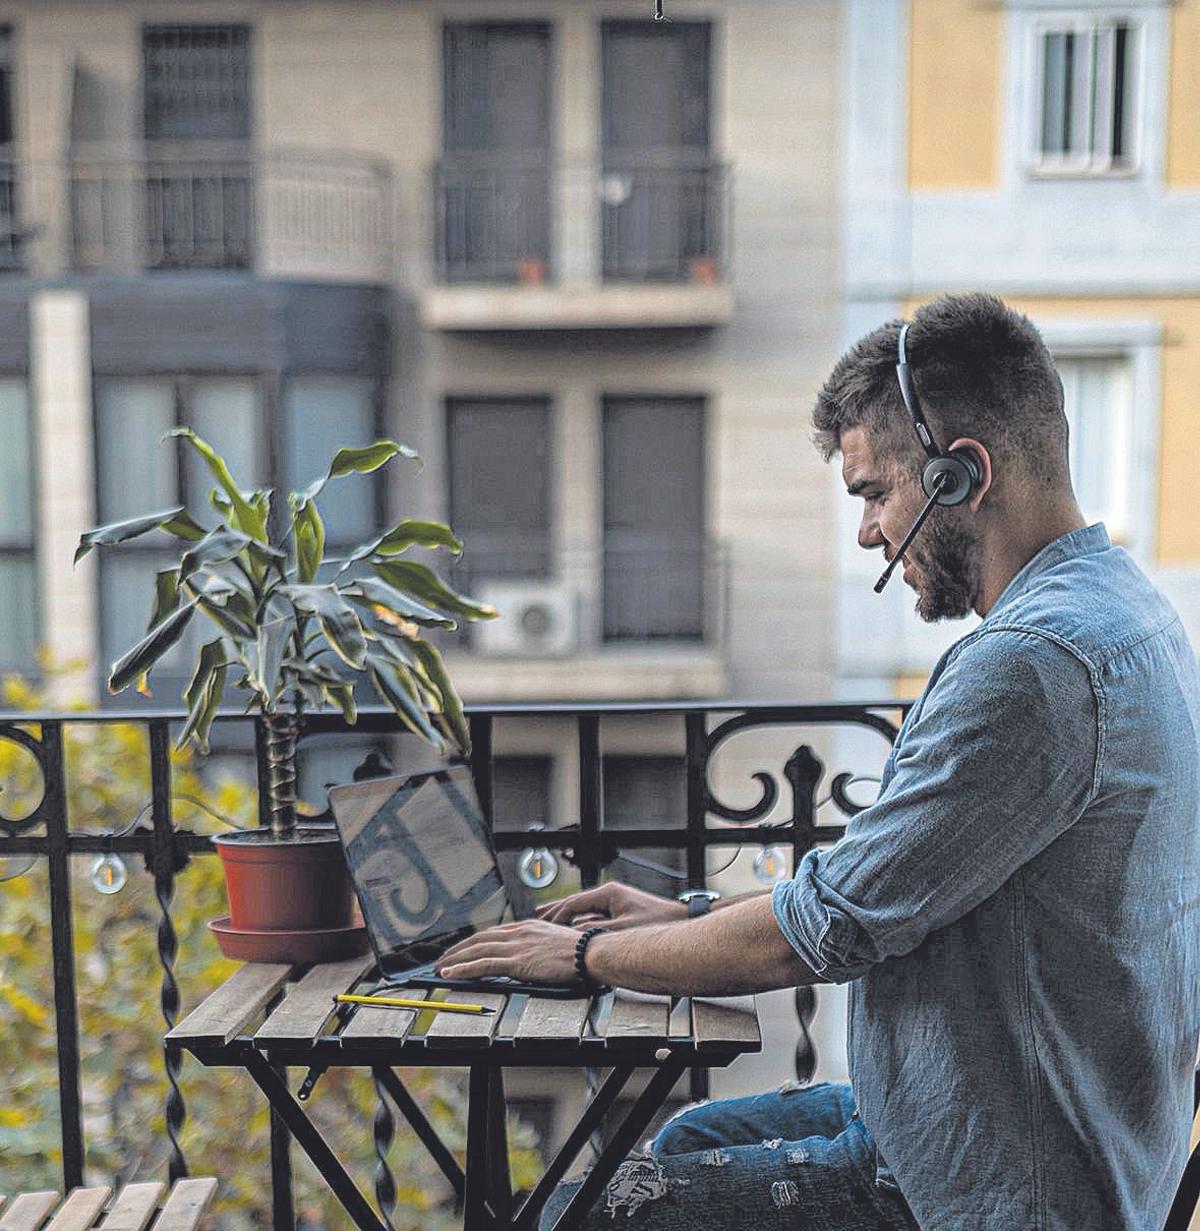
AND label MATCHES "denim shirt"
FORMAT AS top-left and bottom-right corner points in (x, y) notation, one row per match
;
(773, 524), (1200, 1230)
